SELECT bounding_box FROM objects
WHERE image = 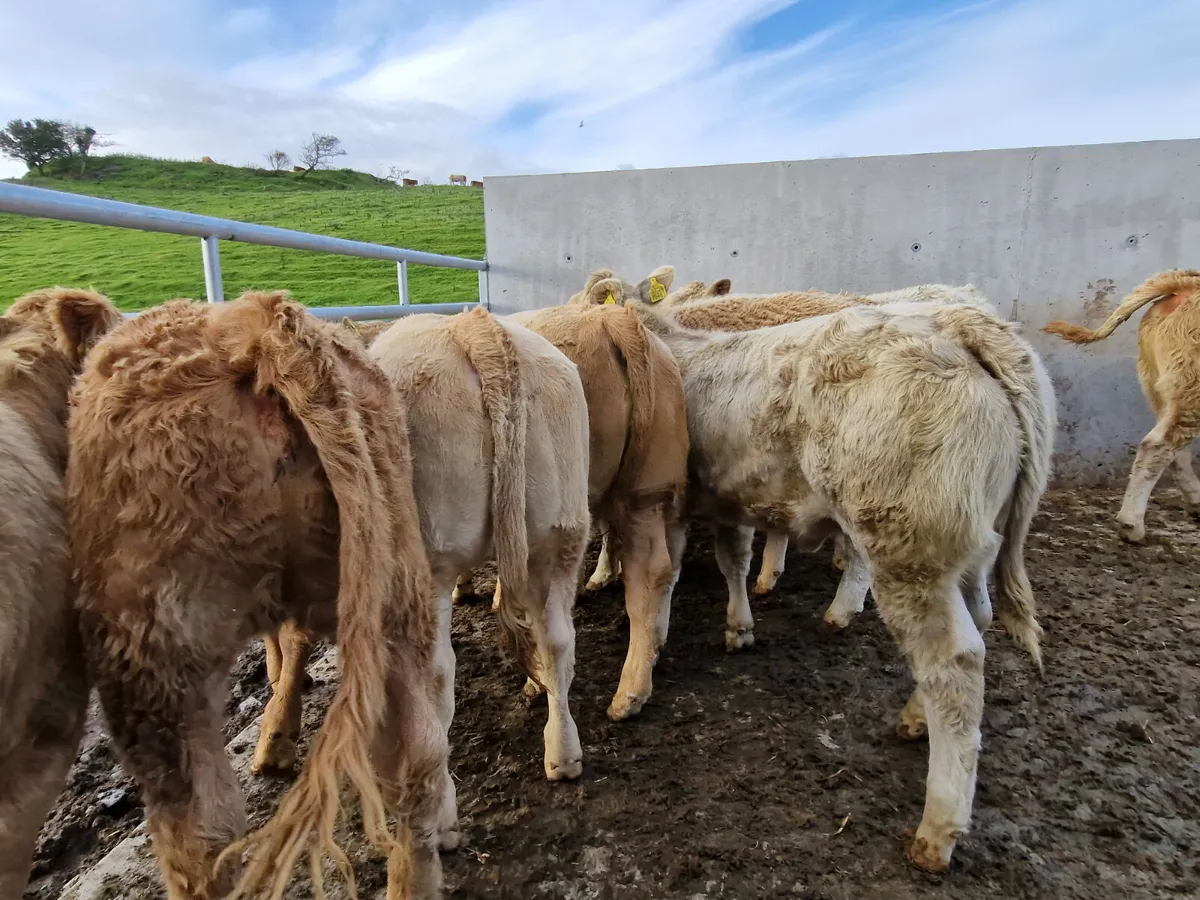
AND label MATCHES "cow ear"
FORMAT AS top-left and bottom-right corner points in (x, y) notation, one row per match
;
(710, 278), (732, 296)
(586, 277), (624, 306)
(583, 268), (614, 293)
(53, 290), (122, 365)
(637, 265), (675, 303)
